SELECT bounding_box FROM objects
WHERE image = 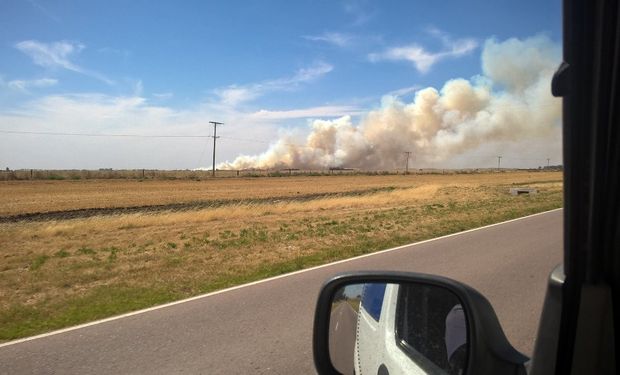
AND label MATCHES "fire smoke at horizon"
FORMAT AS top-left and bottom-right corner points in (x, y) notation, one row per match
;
(219, 35), (562, 170)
